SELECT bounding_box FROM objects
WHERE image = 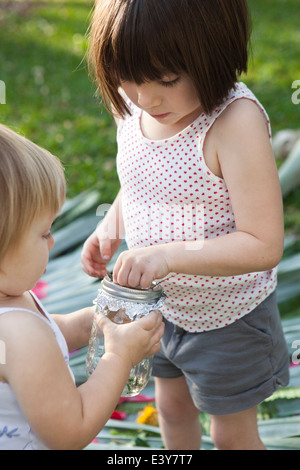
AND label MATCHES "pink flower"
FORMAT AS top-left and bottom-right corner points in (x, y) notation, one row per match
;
(32, 281), (48, 299)
(110, 410), (127, 420)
